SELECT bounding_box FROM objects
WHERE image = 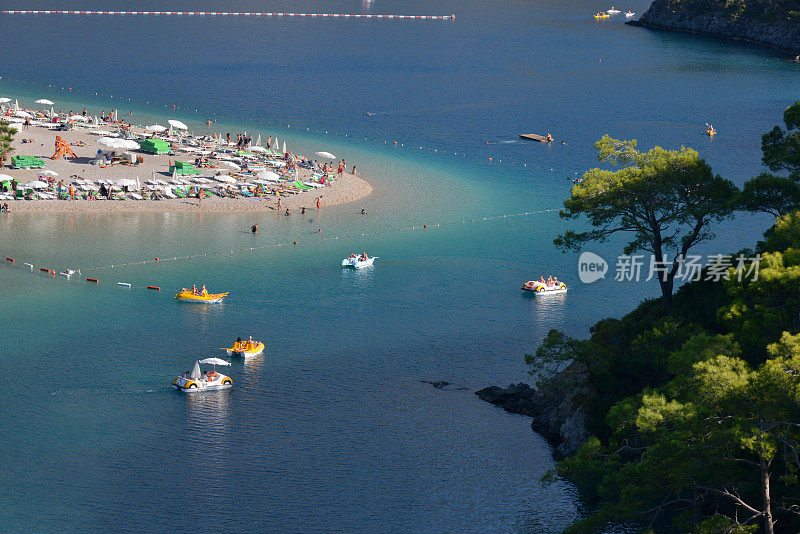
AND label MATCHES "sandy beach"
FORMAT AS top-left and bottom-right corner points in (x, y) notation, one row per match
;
(1, 120), (372, 213)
